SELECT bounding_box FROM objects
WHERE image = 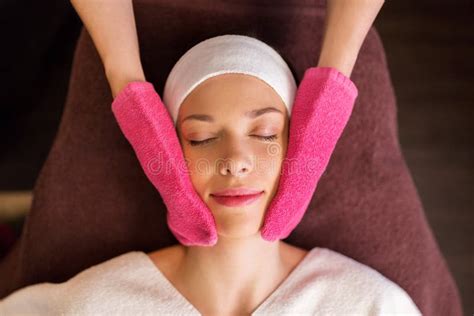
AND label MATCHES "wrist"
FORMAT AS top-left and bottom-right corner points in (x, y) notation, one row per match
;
(317, 43), (359, 78)
(105, 66), (146, 98)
